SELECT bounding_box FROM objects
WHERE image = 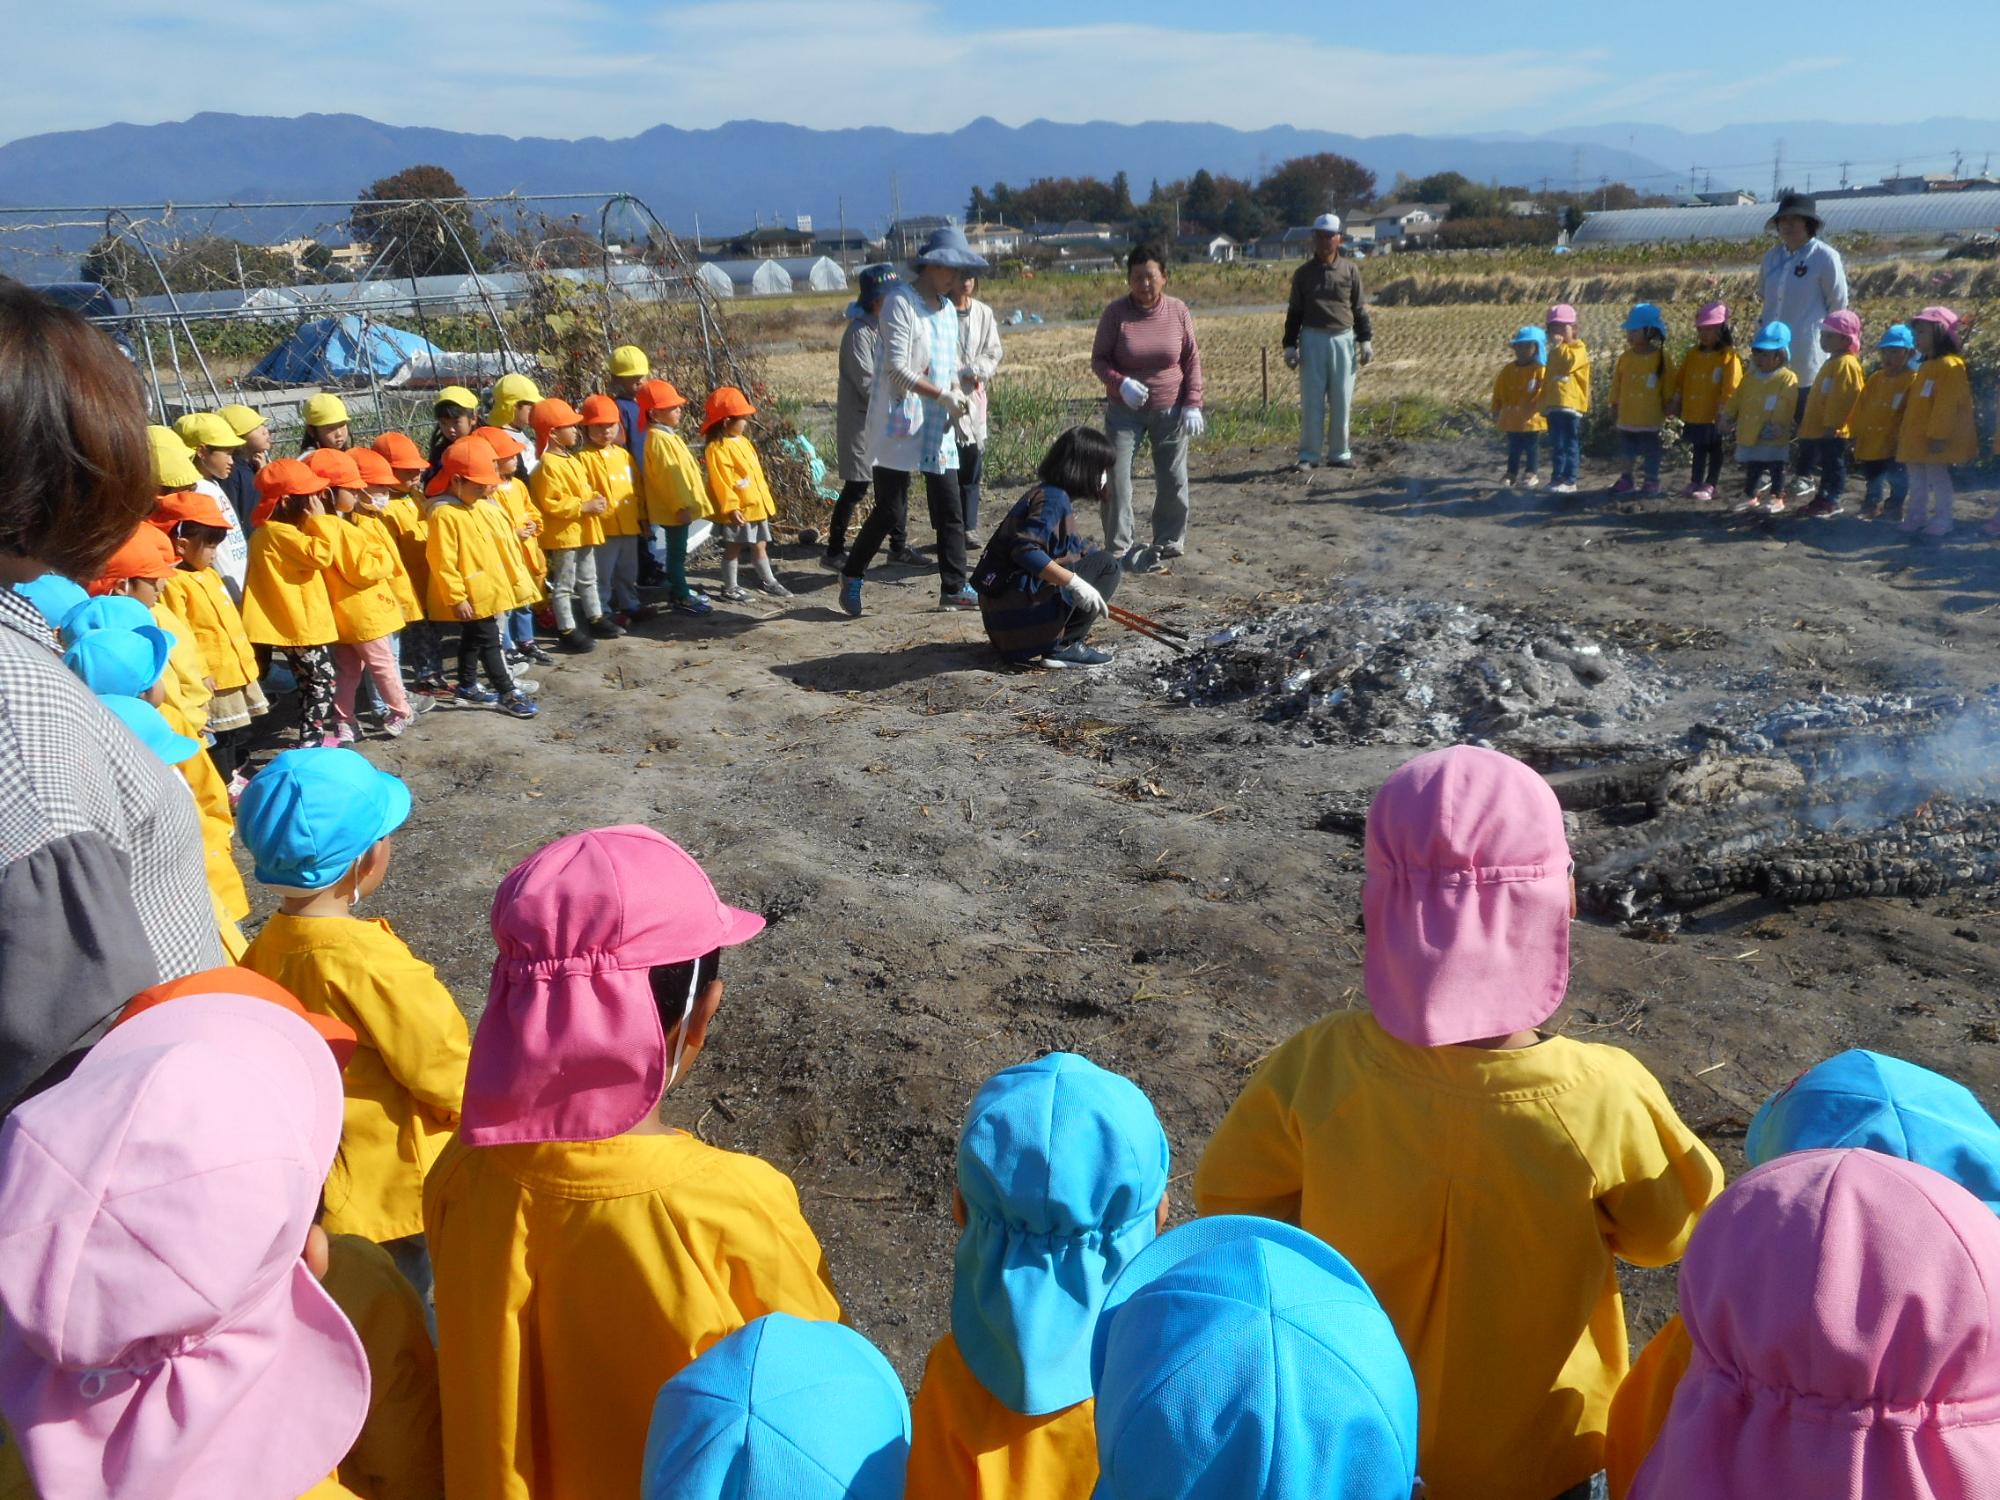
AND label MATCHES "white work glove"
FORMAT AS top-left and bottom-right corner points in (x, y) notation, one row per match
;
(1060, 571), (1107, 616)
(1283, 346), (1300, 371)
(1118, 377), (1149, 411)
(937, 387), (972, 420)
(1179, 407), (1207, 440)
(1357, 340), (1374, 367)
